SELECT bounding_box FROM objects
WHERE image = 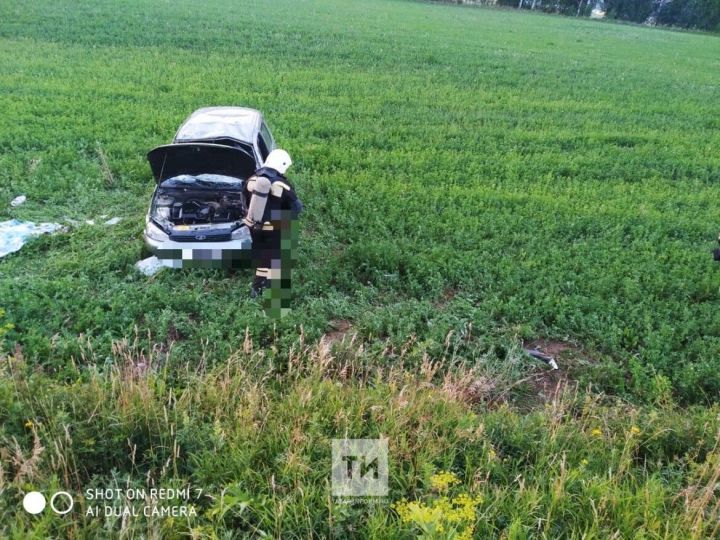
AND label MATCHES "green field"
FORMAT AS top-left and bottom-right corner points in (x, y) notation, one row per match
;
(1, 0), (720, 537)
